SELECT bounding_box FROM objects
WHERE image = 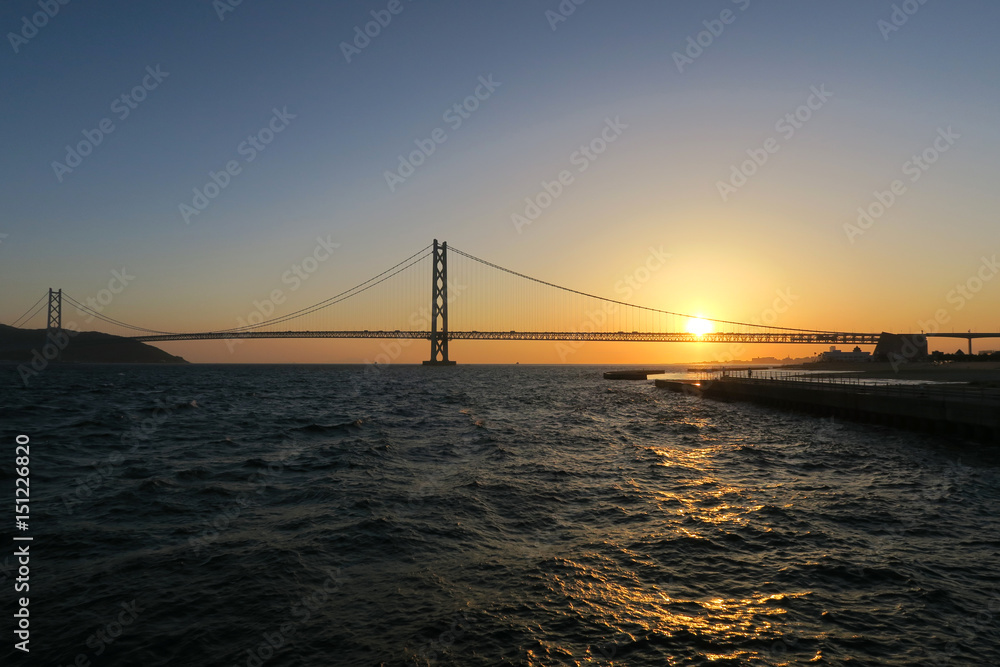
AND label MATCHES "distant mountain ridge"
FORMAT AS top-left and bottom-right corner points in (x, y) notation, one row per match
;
(0, 325), (187, 364)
